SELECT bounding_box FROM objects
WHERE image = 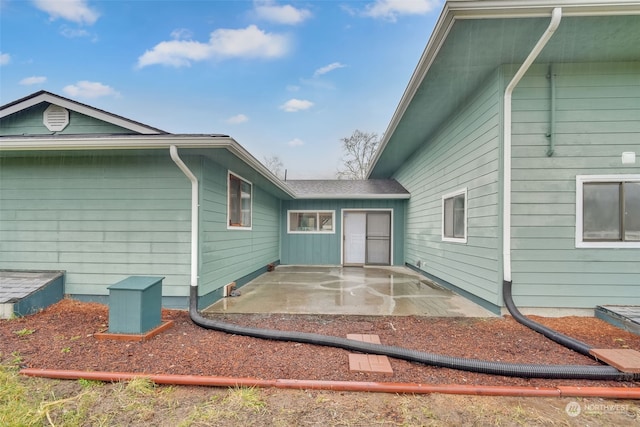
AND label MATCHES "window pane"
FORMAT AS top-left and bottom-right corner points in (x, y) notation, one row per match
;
(453, 194), (465, 238)
(229, 174), (251, 227)
(288, 212), (298, 231)
(229, 176), (241, 226)
(301, 213), (316, 230)
(289, 212), (334, 232)
(290, 213), (315, 231)
(583, 183), (620, 240)
(318, 213), (333, 231)
(241, 180), (251, 227)
(443, 198), (454, 237)
(624, 182), (640, 241)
